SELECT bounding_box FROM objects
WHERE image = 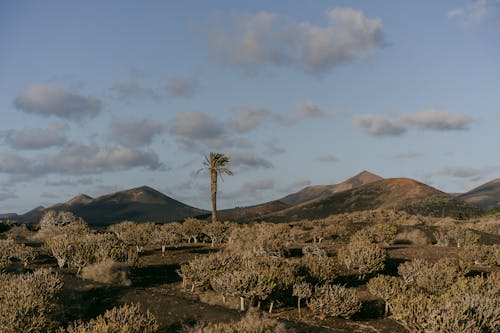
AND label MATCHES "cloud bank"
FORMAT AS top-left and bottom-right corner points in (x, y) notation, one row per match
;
(15, 84), (102, 121)
(207, 8), (384, 75)
(355, 109), (473, 137)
